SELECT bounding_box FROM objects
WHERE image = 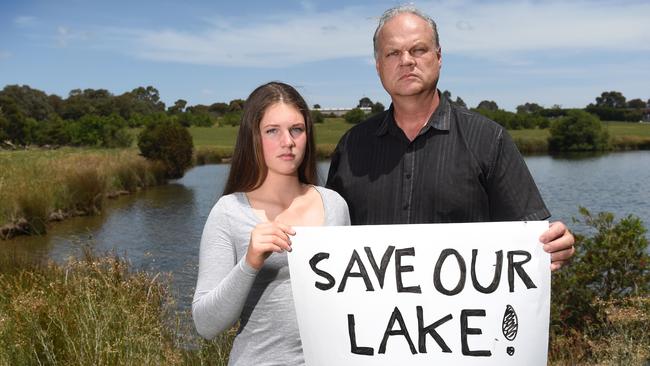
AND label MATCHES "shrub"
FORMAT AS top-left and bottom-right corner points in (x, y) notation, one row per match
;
(343, 108), (366, 124)
(548, 110), (609, 152)
(221, 111), (242, 127)
(311, 110), (324, 124)
(137, 121), (194, 179)
(551, 208), (649, 333)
